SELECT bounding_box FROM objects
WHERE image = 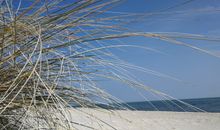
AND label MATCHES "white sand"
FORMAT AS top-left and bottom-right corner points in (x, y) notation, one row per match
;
(67, 109), (220, 130)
